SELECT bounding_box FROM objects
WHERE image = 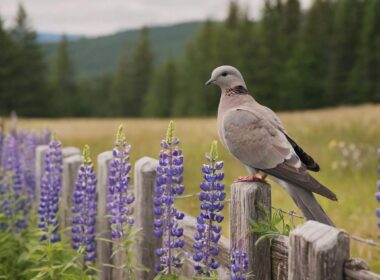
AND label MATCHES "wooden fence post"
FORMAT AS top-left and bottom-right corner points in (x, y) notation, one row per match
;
(289, 220), (350, 280)
(35, 145), (49, 202)
(134, 157), (160, 280)
(61, 154), (82, 229)
(96, 151), (113, 280)
(230, 181), (271, 280)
